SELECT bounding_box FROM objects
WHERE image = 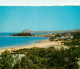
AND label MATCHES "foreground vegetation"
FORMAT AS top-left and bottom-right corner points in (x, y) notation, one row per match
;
(0, 46), (80, 69)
